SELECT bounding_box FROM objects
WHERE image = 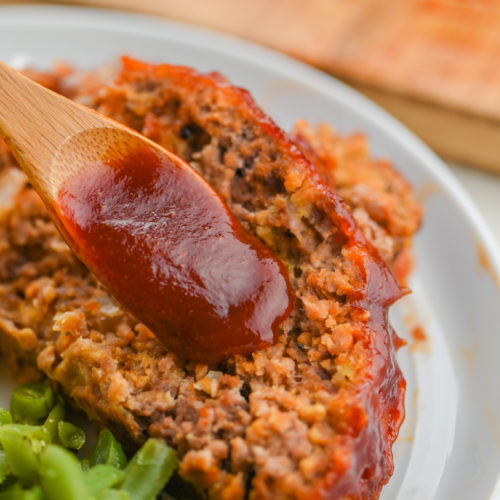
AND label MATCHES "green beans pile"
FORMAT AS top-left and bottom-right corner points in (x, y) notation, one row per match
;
(0, 382), (177, 500)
